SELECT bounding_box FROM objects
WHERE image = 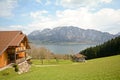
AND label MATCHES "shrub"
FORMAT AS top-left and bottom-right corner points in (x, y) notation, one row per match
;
(27, 60), (32, 64)
(13, 64), (19, 72)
